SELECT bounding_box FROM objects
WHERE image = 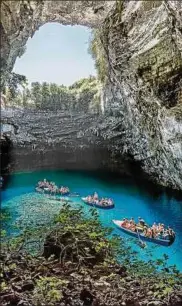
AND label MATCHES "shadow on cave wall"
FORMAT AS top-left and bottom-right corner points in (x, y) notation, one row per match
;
(97, 154), (182, 202)
(0, 134), (13, 190)
(127, 157), (182, 201)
